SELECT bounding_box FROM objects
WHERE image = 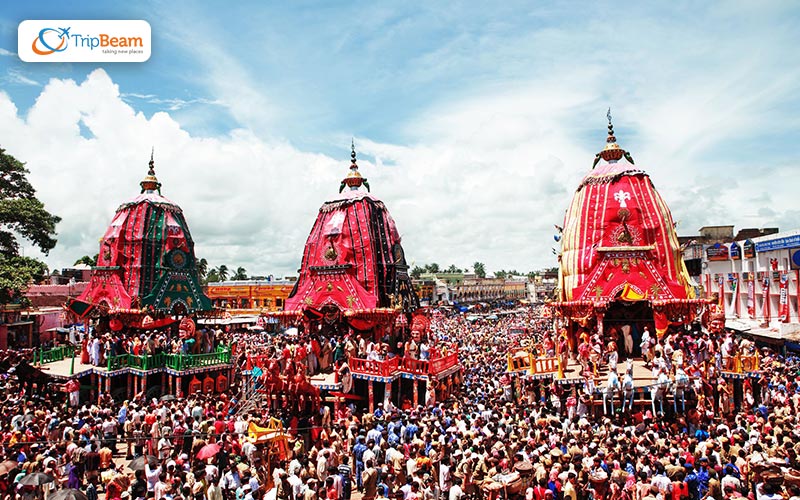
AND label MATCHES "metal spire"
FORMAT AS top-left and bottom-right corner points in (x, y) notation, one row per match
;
(140, 147), (162, 194)
(339, 139), (370, 193)
(148, 146), (155, 175)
